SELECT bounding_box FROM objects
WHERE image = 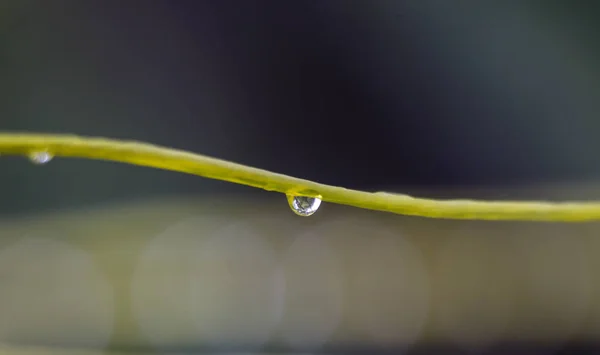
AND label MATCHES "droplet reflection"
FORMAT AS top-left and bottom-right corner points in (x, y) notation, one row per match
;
(287, 195), (322, 217)
(29, 151), (53, 164)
